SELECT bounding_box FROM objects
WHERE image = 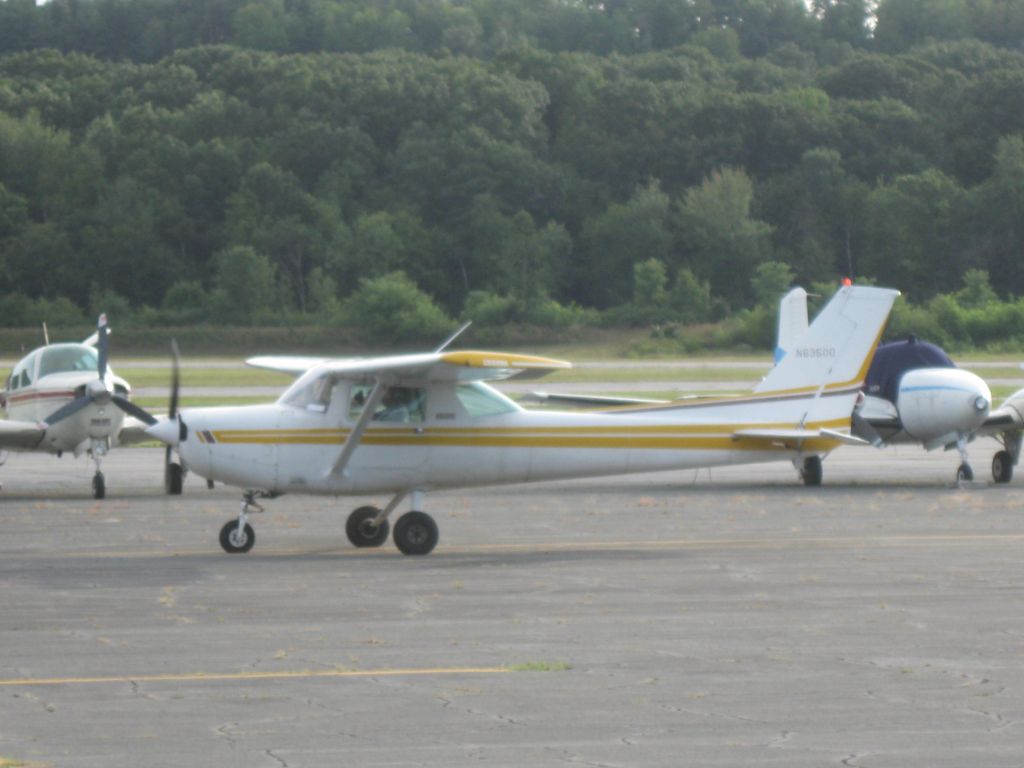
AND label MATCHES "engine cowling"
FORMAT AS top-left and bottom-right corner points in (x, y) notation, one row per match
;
(897, 368), (991, 446)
